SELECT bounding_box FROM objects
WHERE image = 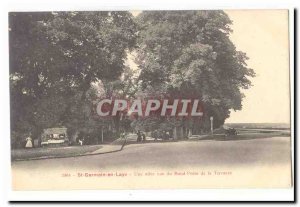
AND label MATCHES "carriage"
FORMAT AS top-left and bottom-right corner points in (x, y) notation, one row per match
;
(41, 127), (69, 147)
